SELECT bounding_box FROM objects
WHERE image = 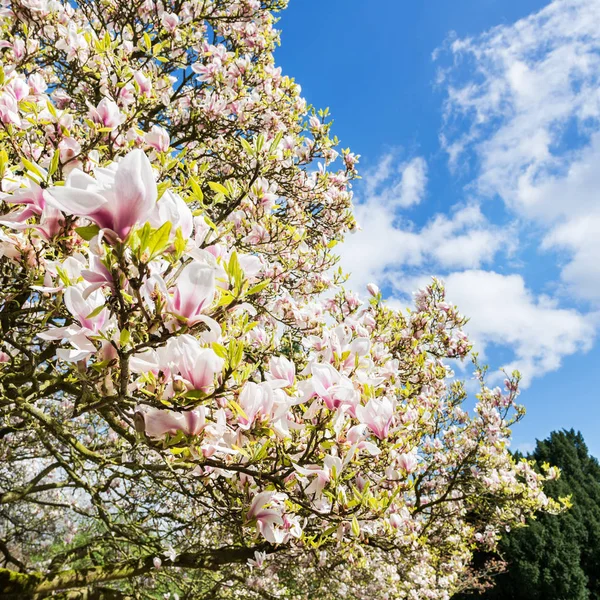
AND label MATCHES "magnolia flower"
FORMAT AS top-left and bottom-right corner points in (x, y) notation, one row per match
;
(63, 286), (108, 333)
(170, 262), (216, 323)
(238, 382), (274, 430)
(145, 125), (170, 153)
(134, 70), (152, 96)
(0, 90), (21, 126)
(28, 73), (47, 94)
(294, 454), (343, 498)
(268, 356), (295, 387)
(246, 491), (285, 544)
(139, 406), (207, 439)
(48, 149), (157, 241)
(35, 204), (65, 240)
(161, 12), (179, 32)
(81, 255), (114, 298)
(148, 190), (193, 239)
(9, 78), (29, 101)
(172, 335), (224, 391)
(310, 363), (357, 411)
(356, 397), (394, 440)
(396, 452), (419, 474)
(88, 98), (124, 128)
(58, 137), (81, 163)
(247, 550), (267, 570)
(367, 283), (380, 297)
(164, 545), (177, 563)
